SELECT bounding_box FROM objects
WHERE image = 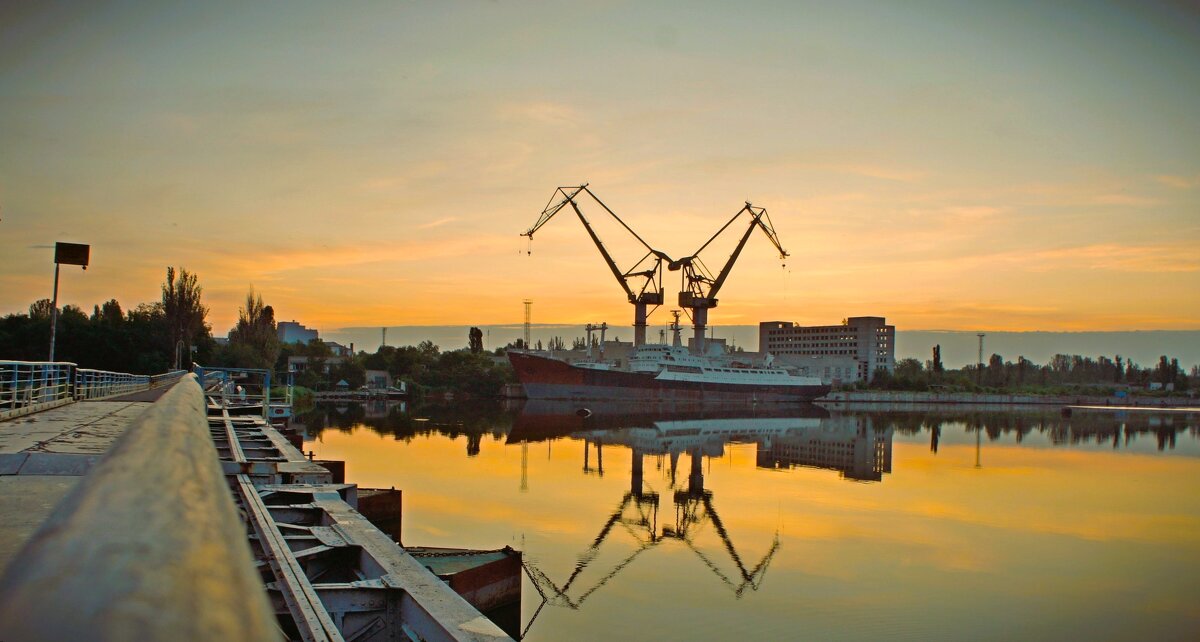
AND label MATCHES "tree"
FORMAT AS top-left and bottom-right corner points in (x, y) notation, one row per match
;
(161, 267), (210, 366)
(225, 288), (280, 369)
(29, 299), (53, 320)
(931, 344), (944, 374)
(468, 327), (483, 353)
(894, 358), (924, 382)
